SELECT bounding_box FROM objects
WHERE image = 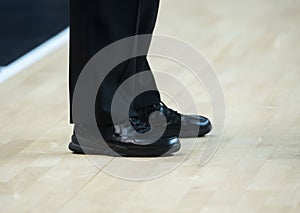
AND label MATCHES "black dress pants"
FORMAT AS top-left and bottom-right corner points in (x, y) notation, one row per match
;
(69, 0), (161, 126)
